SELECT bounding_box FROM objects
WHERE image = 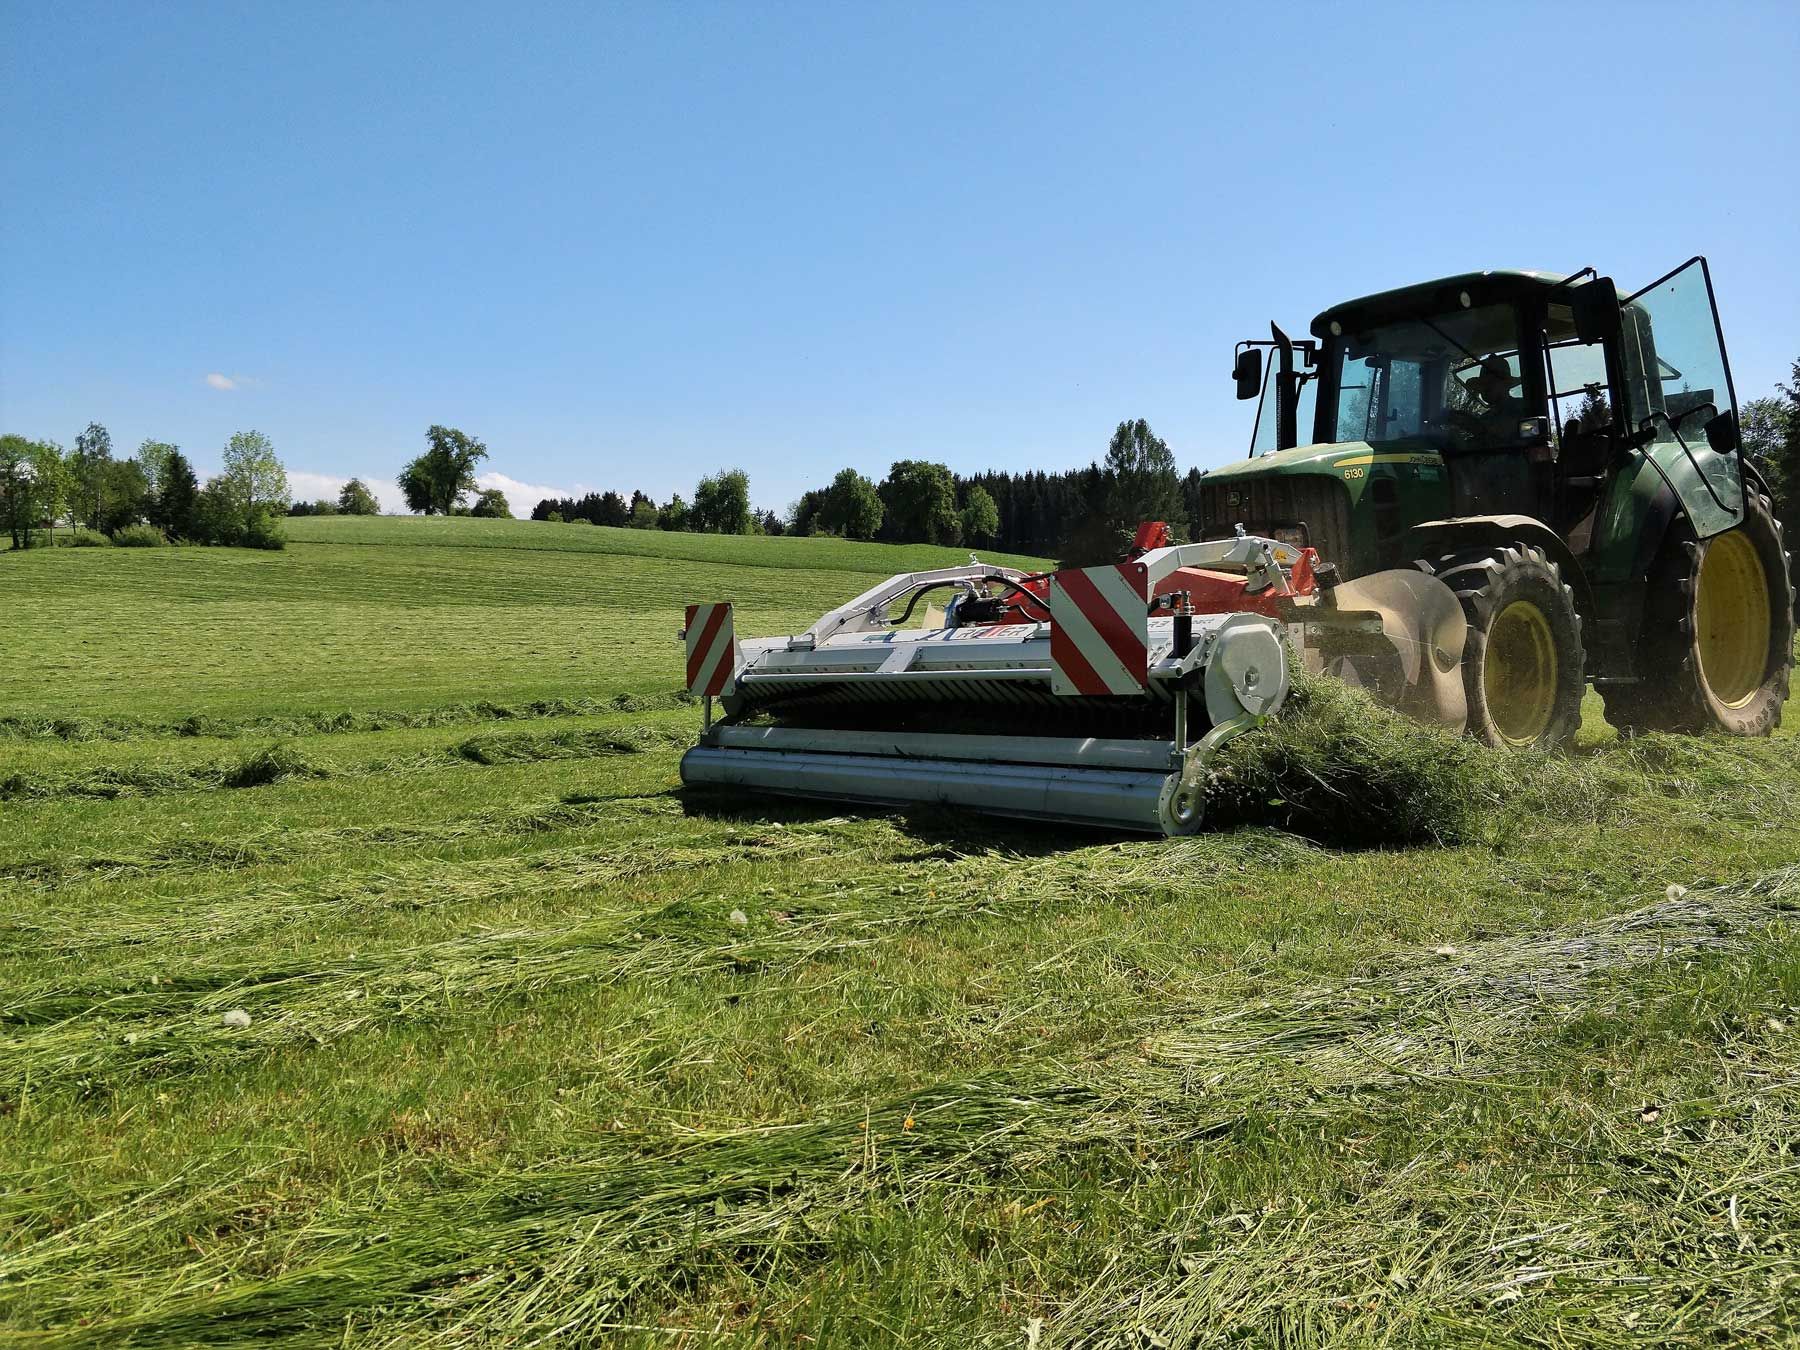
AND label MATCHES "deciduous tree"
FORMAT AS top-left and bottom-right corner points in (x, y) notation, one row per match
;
(1767, 362), (1800, 536)
(196, 477), (243, 545)
(879, 460), (961, 545)
(470, 487), (512, 518)
(69, 422), (113, 530)
(219, 430), (290, 530)
(0, 435), (55, 548)
(337, 478), (380, 515)
(692, 469), (752, 534)
(397, 426), (488, 515)
(959, 484), (999, 546)
(135, 440), (179, 501)
(96, 459), (150, 534)
(628, 495), (659, 529)
(818, 467), (883, 539)
(788, 489), (826, 536)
